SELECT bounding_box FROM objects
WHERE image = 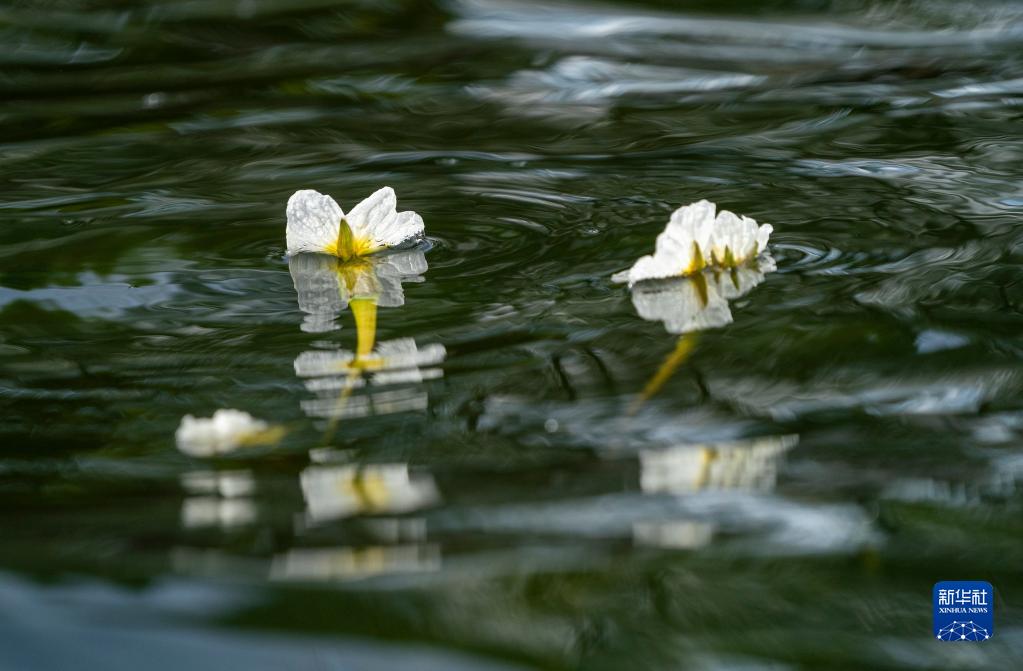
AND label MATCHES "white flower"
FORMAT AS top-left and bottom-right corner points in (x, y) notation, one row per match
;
(175, 409), (282, 457)
(288, 249), (427, 333)
(612, 200), (772, 286)
(286, 187), (424, 258)
(630, 257), (775, 334)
